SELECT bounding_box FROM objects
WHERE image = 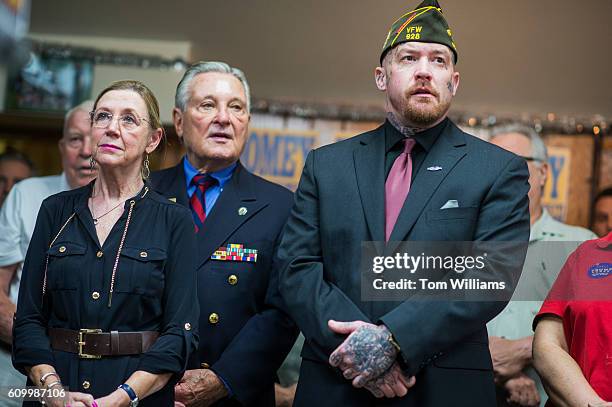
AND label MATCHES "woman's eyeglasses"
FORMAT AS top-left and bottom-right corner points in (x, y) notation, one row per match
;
(90, 110), (150, 131)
